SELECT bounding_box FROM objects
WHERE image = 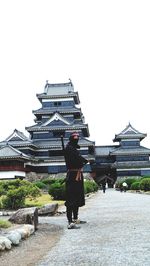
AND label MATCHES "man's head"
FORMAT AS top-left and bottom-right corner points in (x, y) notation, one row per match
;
(69, 132), (80, 147)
